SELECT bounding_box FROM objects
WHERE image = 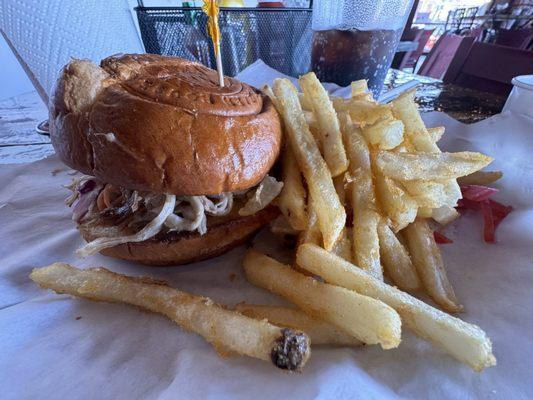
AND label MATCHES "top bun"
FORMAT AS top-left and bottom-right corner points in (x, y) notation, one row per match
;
(49, 54), (282, 196)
